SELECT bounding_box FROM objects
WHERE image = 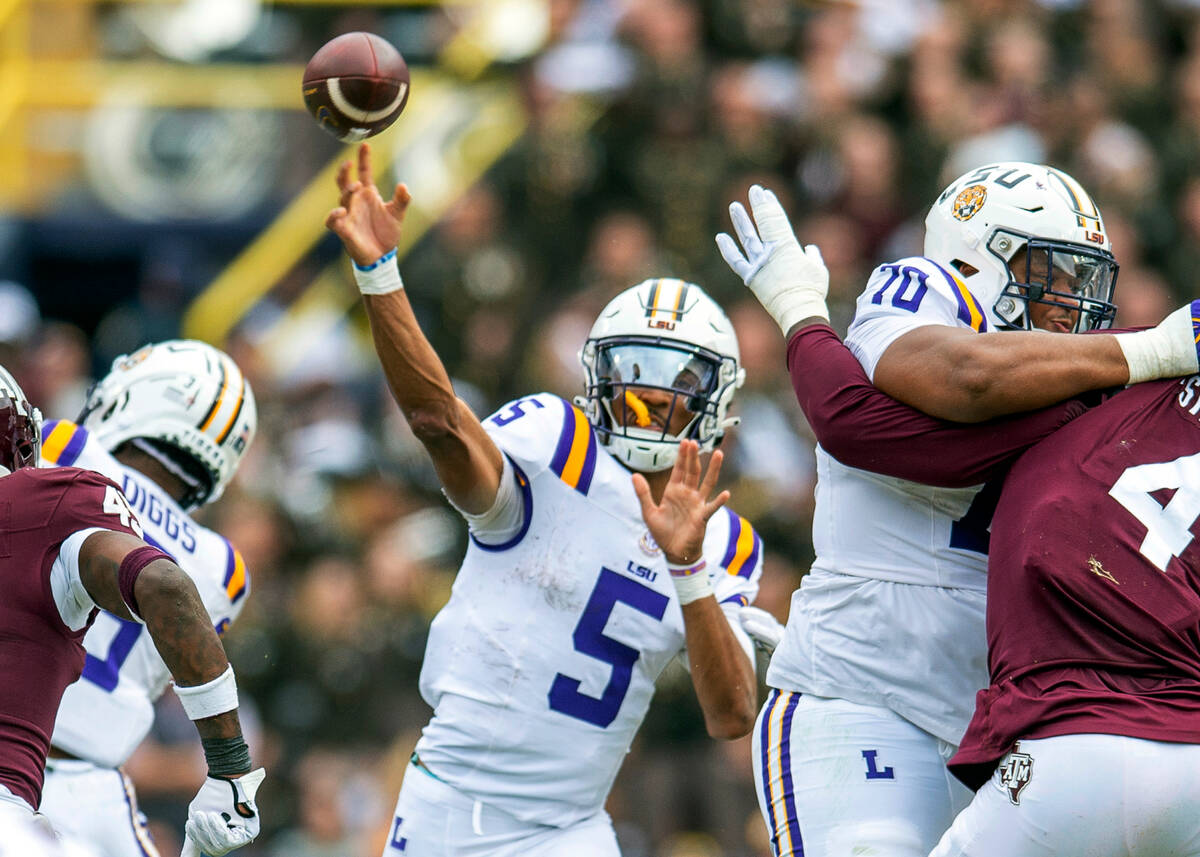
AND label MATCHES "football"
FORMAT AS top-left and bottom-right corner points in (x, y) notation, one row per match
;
(302, 32), (410, 142)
